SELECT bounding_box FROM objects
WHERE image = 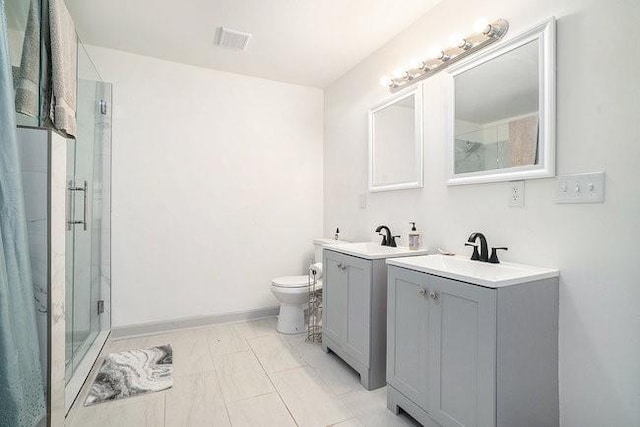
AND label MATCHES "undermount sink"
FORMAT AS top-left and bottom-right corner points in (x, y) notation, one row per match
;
(386, 254), (559, 287)
(322, 241), (430, 260)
